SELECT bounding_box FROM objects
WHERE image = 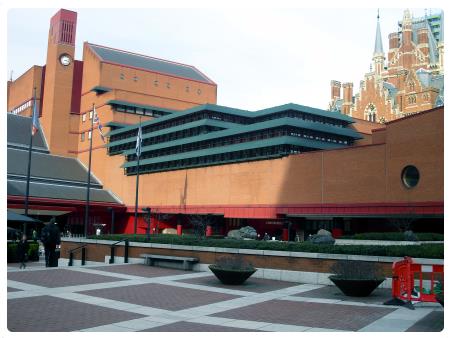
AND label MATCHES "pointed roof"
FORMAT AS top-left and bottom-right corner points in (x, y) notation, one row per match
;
(374, 12), (384, 55)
